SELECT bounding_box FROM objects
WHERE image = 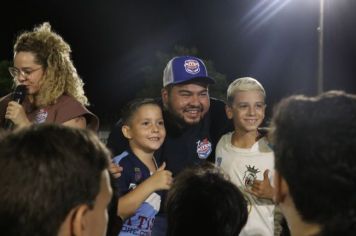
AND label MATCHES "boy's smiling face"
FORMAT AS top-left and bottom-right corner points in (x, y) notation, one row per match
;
(226, 90), (266, 133)
(123, 104), (166, 154)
